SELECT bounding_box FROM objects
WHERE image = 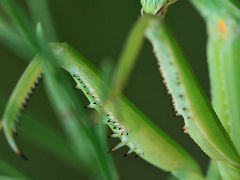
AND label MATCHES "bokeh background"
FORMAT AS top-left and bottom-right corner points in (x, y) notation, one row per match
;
(0, 0), (209, 179)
